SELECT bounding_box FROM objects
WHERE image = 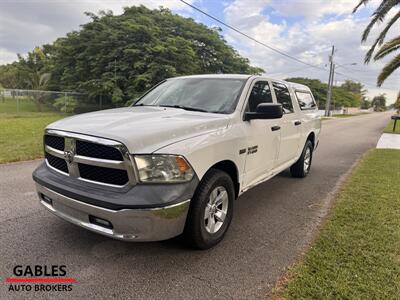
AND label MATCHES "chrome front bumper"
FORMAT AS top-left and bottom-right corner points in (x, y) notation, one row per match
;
(36, 183), (191, 241)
